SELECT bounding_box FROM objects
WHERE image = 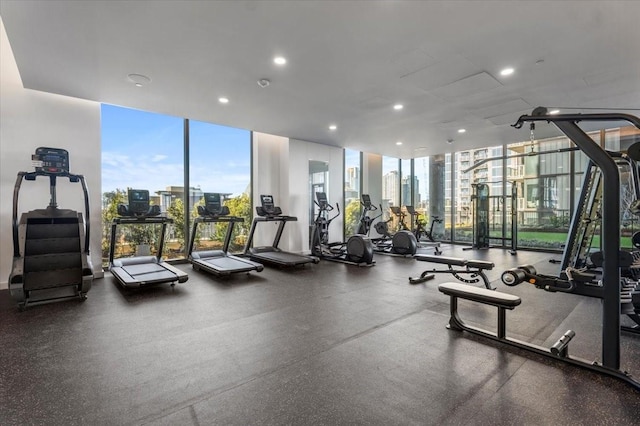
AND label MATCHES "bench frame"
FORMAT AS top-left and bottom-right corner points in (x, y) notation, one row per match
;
(438, 282), (640, 391)
(410, 255), (495, 289)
